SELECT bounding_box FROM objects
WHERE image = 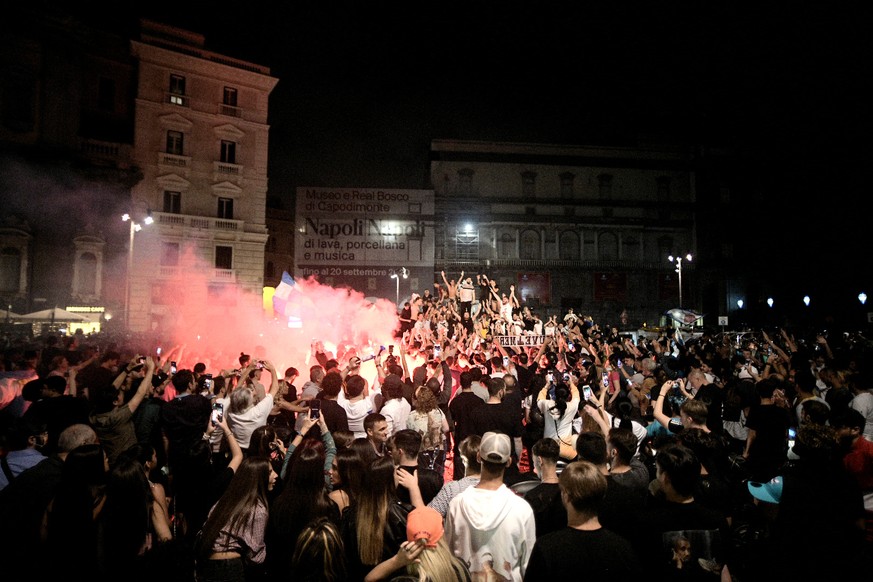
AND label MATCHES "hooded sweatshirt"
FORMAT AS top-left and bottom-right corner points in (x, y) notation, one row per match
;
(445, 483), (536, 581)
